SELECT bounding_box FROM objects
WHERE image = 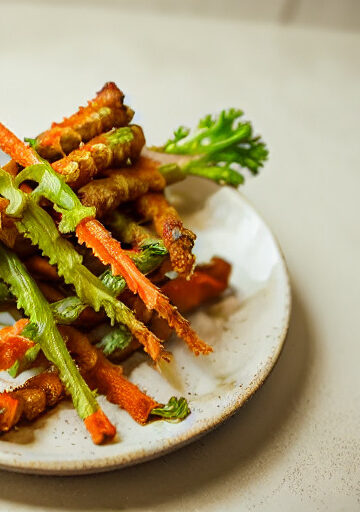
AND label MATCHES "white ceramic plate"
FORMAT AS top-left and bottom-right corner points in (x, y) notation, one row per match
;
(0, 177), (291, 475)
